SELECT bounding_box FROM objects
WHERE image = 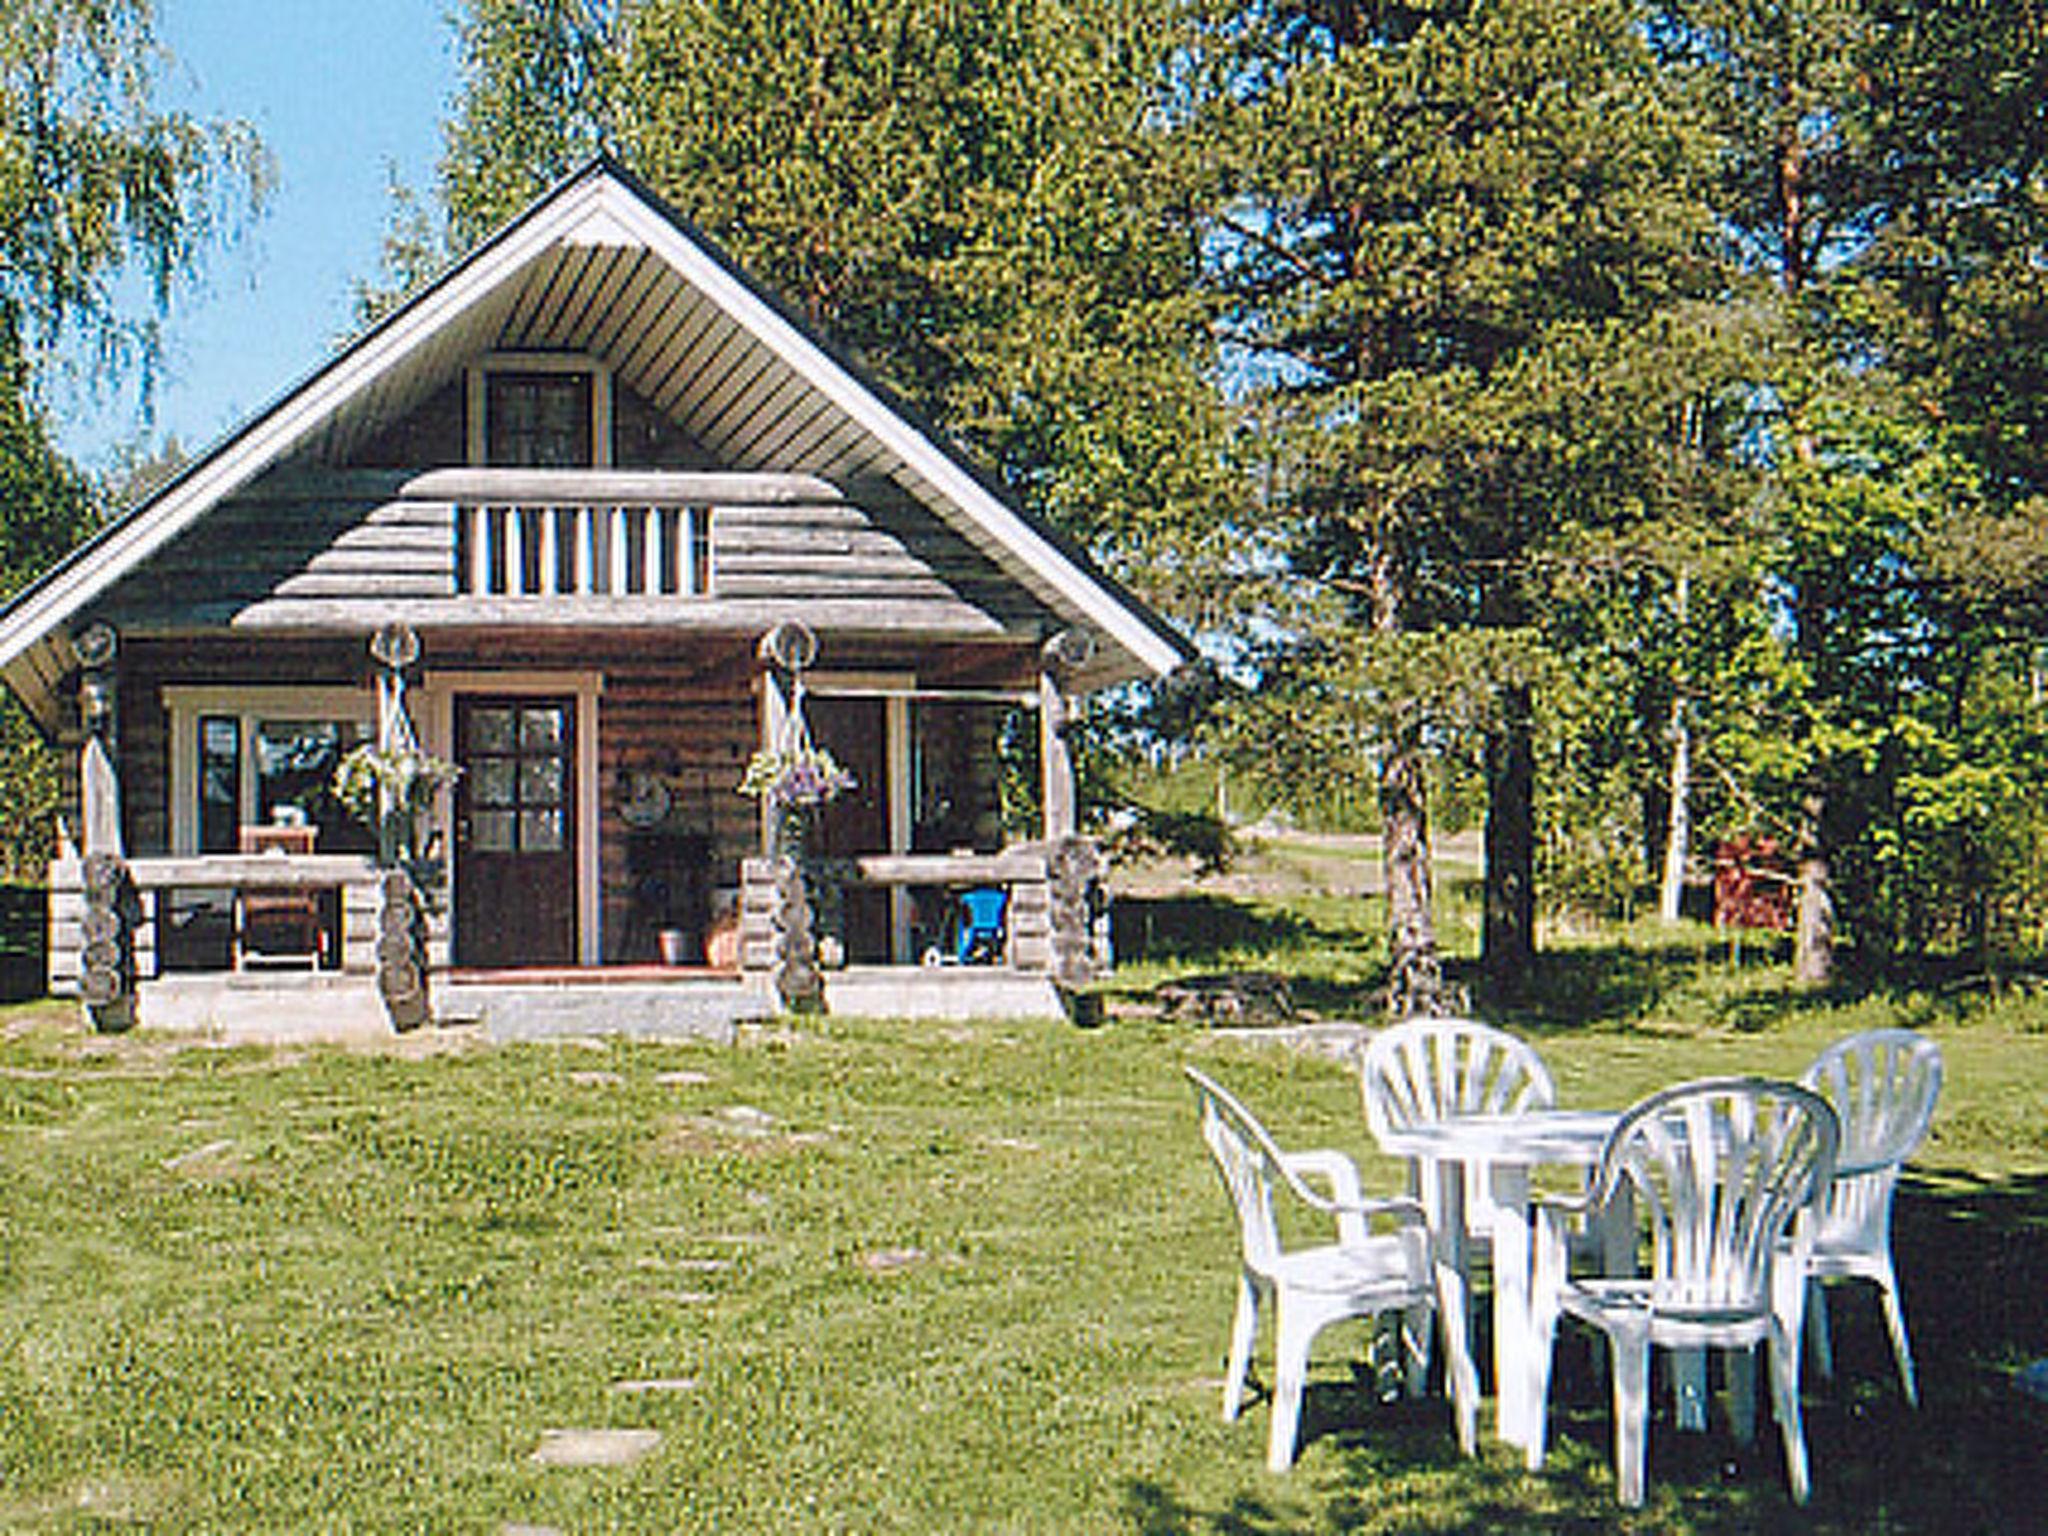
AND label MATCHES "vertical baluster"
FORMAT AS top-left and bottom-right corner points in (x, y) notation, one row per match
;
(637, 506), (656, 595)
(467, 505), (490, 595)
(505, 507), (524, 598)
(573, 505), (592, 593)
(610, 505), (628, 595)
(540, 506), (560, 596)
